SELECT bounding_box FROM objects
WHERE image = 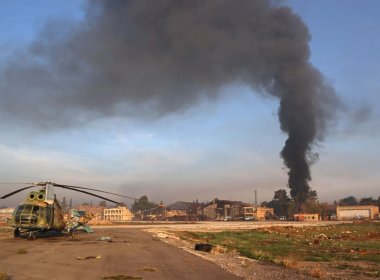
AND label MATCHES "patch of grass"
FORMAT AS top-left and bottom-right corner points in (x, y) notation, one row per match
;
(102, 275), (142, 280)
(179, 222), (380, 265)
(17, 248), (27, 254)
